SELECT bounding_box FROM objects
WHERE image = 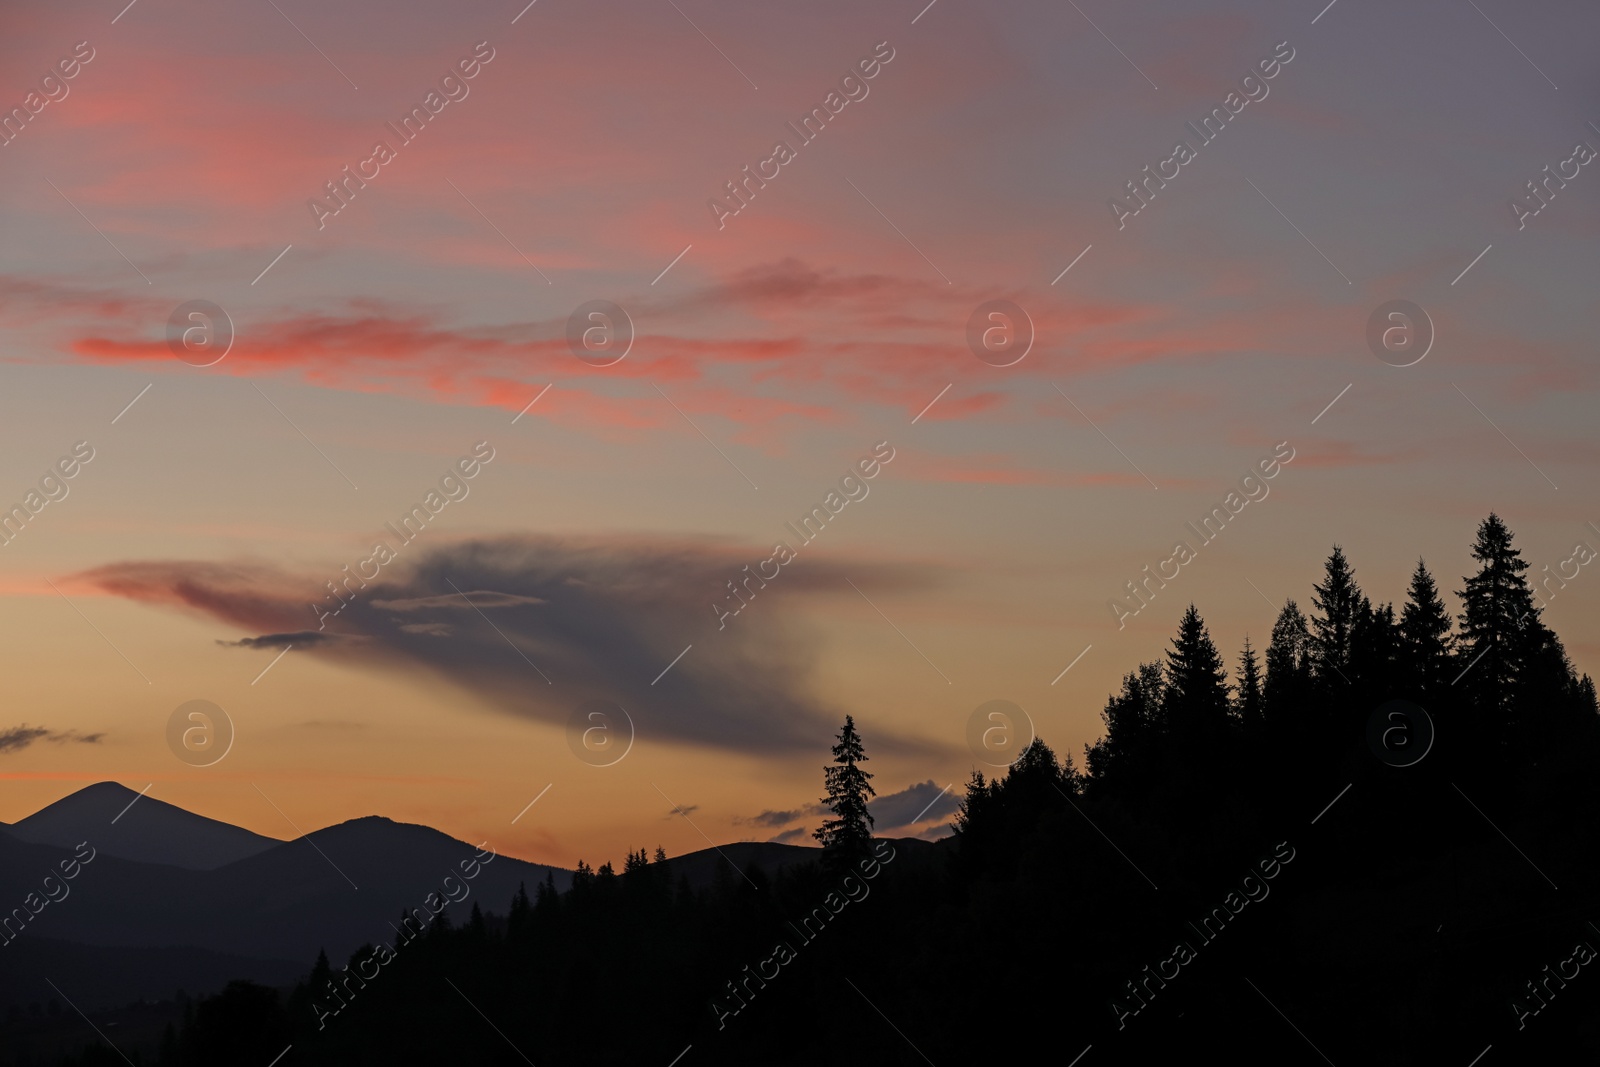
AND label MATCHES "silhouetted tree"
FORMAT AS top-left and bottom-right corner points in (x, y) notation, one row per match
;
(1234, 636), (1264, 730)
(1399, 558), (1454, 695)
(1264, 599), (1313, 723)
(1161, 604), (1230, 732)
(32, 514), (1600, 1067)
(955, 738), (1083, 883)
(1457, 513), (1542, 739)
(186, 982), (288, 1065)
(815, 715), (875, 866)
(1310, 545), (1362, 684)
(1352, 599), (1400, 697)
(1084, 661), (1162, 796)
